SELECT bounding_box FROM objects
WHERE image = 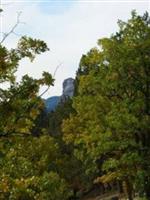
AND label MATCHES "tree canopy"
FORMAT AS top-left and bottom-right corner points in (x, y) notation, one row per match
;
(62, 11), (150, 200)
(0, 36), (53, 136)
